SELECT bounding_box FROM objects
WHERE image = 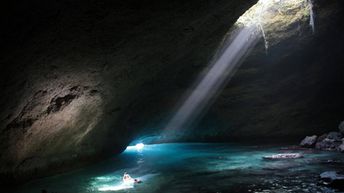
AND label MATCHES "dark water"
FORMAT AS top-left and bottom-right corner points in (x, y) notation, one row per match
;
(13, 143), (344, 193)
